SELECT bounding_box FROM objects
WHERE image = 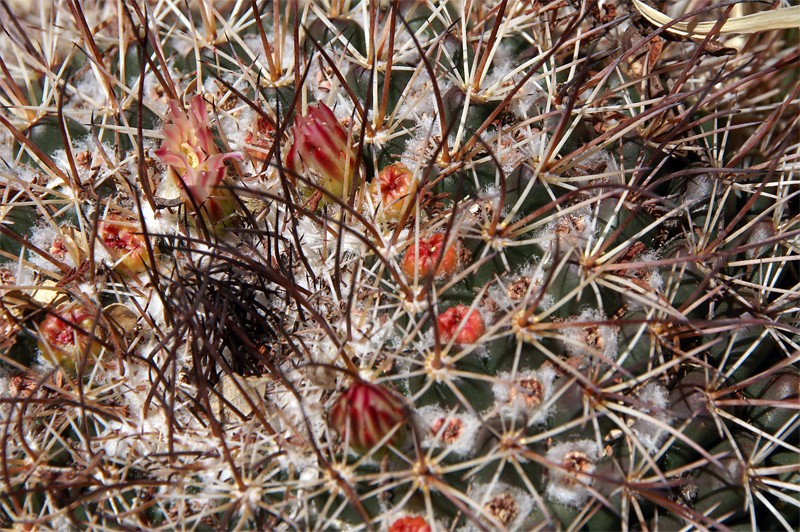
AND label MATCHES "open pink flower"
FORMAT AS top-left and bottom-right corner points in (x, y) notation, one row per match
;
(155, 95), (241, 217)
(286, 103), (357, 201)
